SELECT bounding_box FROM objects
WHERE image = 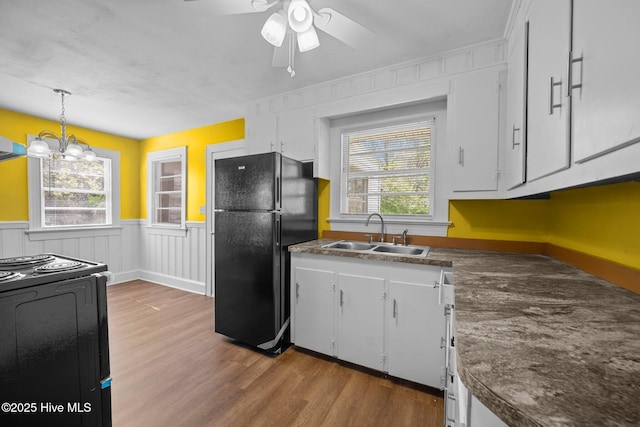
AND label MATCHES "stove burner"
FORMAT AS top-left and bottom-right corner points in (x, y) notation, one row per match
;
(33, 261), (86, 274)
(0, 255), (56, 268)
(0, 271), (25, 282)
